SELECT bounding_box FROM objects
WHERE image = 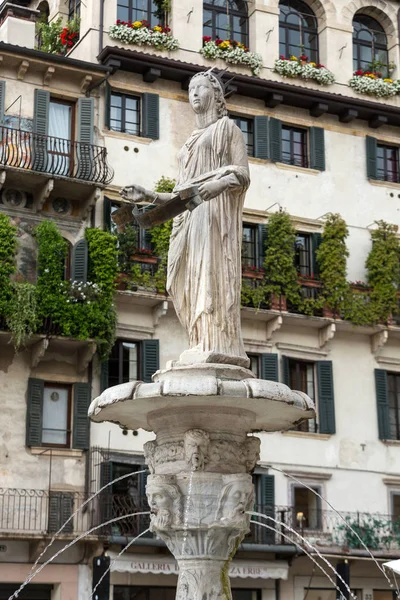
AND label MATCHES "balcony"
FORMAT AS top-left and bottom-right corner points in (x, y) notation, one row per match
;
(0, 488), (93, 538)
(0, 126), (113, 185)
